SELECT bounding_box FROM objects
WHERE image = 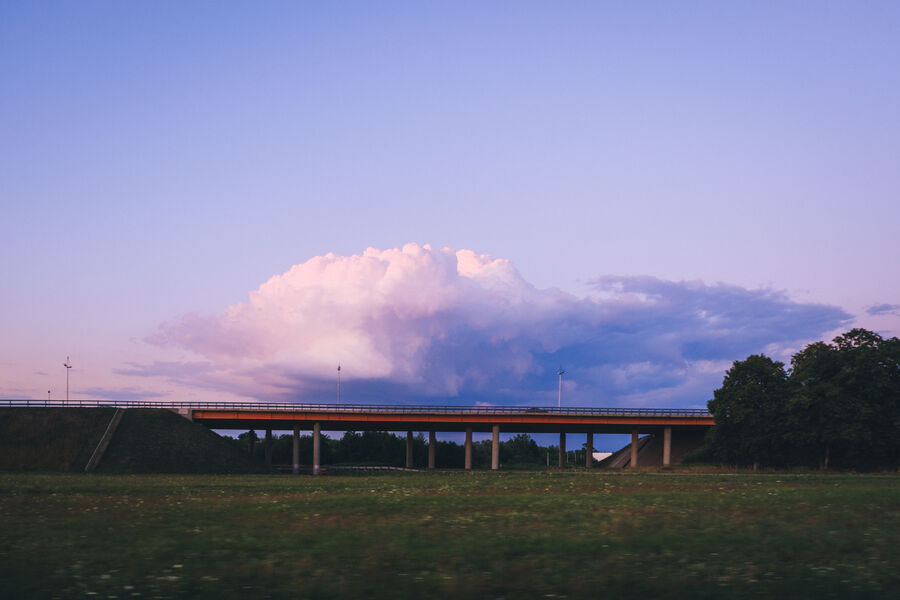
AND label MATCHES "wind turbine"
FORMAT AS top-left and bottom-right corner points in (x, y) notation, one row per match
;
(557, 366), (566, 409)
